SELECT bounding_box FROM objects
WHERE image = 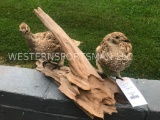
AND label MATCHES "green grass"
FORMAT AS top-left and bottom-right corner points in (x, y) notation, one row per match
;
(0, 0), (160, 79)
